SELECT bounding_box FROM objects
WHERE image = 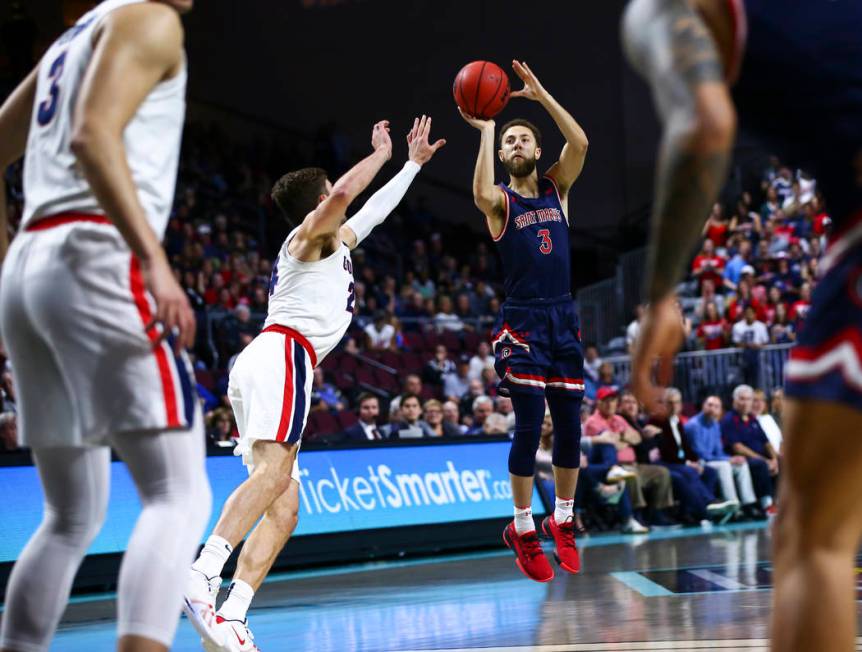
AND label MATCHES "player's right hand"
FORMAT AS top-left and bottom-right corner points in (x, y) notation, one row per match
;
(407, 115), (446, 165)
(371, 120), (392, 160)
(457, 107), (494, 131)
(631, 295), (685, 417)
(141, 254), (196, 352)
